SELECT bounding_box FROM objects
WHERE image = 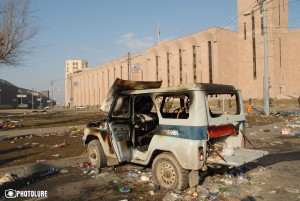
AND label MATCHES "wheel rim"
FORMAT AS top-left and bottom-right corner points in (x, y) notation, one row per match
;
(89, 146), (98, 165)
(157, 161), (176, 188)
